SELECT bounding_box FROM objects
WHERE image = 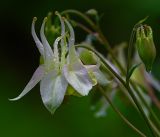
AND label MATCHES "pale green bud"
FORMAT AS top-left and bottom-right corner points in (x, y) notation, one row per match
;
(136, 25), (156, 72)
